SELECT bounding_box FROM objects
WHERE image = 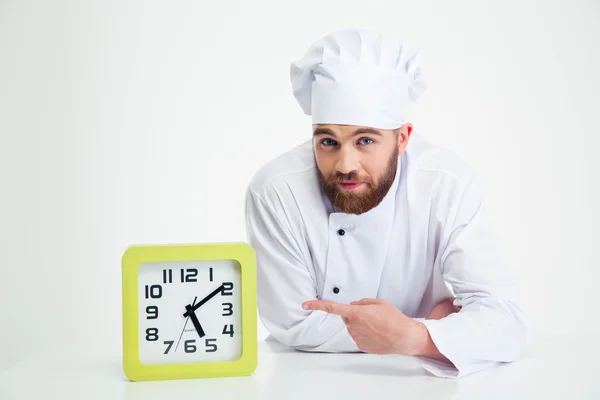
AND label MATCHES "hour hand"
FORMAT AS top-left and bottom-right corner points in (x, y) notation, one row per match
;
(185, 304), (205, 339)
